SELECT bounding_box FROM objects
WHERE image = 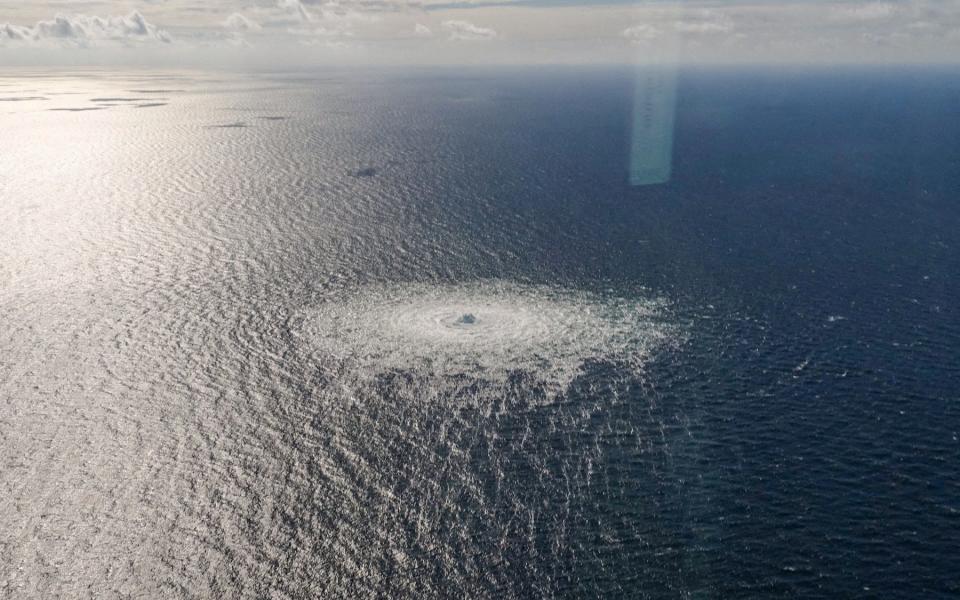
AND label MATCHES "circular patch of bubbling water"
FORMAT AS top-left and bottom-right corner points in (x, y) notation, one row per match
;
(304, 281), (678, 398)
